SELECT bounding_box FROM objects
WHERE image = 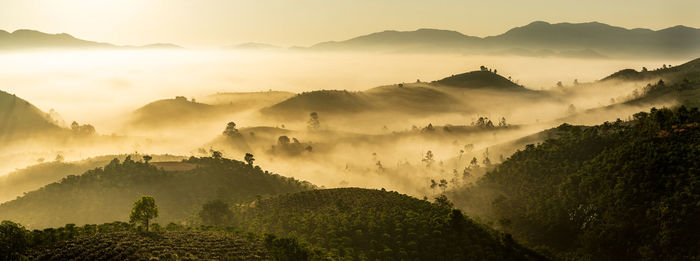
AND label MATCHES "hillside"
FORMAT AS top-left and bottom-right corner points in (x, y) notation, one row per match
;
(235, 188), (545, 260)
(129, 96), (225, 128)
(0, 154), (186, 203)
(432, 70), (525, 90)
(0, 29), (180, 50)
(0, 156), (314, 228)
(0, 90), (61, 141)
(602, 57), (700, 108)
(452, 107), (700, 260)
(308, 21), (700, 58)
